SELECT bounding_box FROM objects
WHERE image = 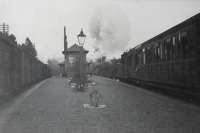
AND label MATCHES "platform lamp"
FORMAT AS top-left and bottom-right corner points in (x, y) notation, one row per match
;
(77, 28), (86, 46)
(77, 28), (86, 91)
